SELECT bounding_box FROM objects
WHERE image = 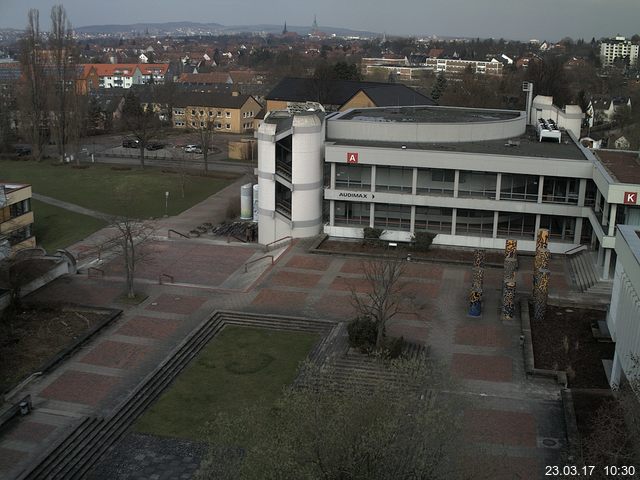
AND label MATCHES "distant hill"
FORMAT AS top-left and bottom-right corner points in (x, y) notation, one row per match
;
(74, 21), (378, 38)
